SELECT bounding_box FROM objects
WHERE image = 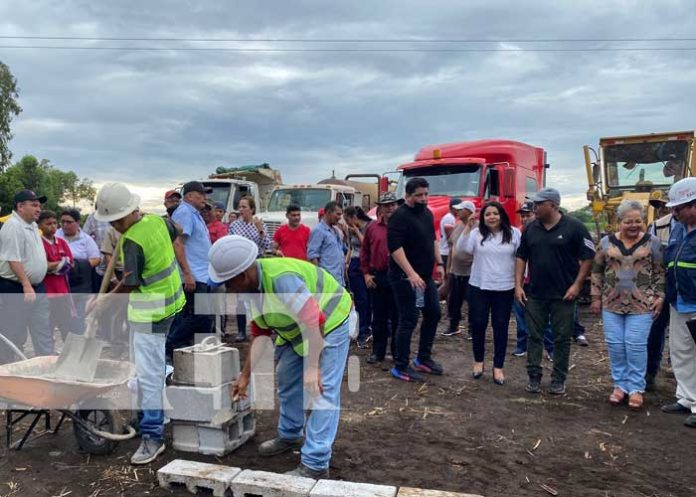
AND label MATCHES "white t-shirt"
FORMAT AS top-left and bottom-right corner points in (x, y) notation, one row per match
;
(456, 226), (521, 291)
(439, 212), (456, 256)
(0, 212), (48, 285)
